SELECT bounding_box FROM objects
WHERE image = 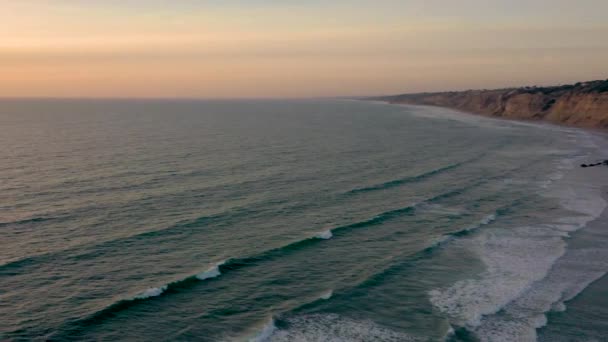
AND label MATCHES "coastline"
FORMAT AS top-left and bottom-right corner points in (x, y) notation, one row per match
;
(375, 99), (608, 340)
(375, 100), (608, 134)
(4, 99), (607, 341)
(367, 79), (608, 130)
(366, 100), (608, 145)
(538, 187), (608, 341)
